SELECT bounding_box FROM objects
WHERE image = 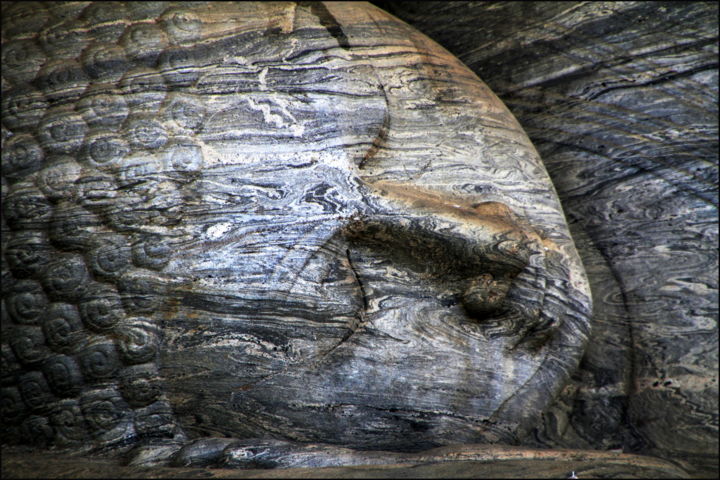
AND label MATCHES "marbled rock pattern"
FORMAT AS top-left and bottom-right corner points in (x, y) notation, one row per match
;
(375, 1), (718, 475)
(1, 0), (592, 463)
(0, 443), (692, 479)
